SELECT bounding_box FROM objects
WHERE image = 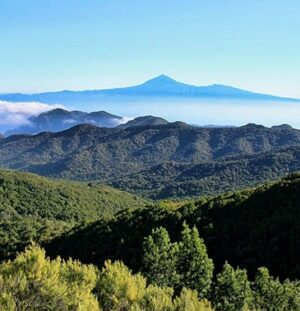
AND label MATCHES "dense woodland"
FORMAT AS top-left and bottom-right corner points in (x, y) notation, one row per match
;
(0, 168), (299, 309)
(46, 173), (300, 280)
(0, 169), (146, 260)
(1, 123), (300, 199)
